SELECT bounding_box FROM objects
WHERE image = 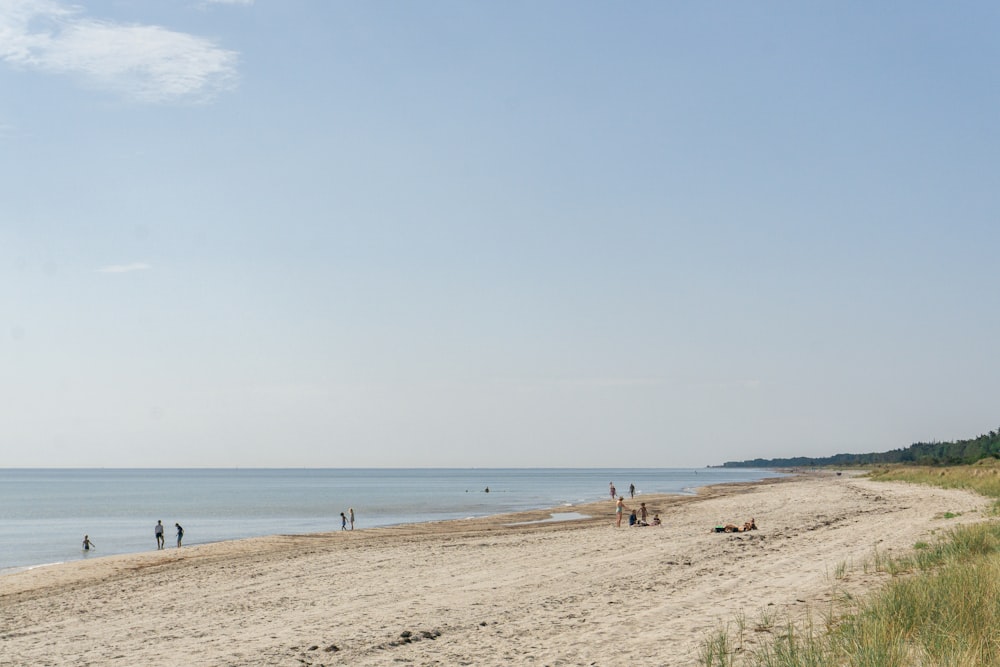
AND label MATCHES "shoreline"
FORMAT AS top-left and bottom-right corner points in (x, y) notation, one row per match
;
(0, 469), (785, 576)
(2, 470), (989, 666)
(0, 473), (794, 597)
(0, 467), (783, 575)
(0, 475), (771, 580)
